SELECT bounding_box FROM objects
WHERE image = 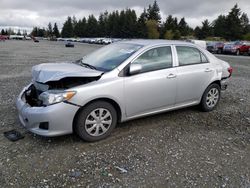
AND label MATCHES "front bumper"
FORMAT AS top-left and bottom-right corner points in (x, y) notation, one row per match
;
(16, 85), (80, 137)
